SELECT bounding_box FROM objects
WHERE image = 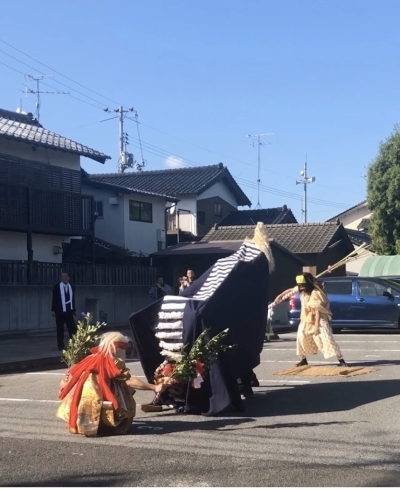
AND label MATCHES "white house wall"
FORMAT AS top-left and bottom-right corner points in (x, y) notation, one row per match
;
(0, 138), (81, 170)
(198, 181), (239, 208)
(0, 231), (67, 263)
(335, 203), (370, 230)
(175, 196), (197, 235)
(123, 194), (166, 255)
(82, 184), (125, 248)
(346, 251), (375, 275)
